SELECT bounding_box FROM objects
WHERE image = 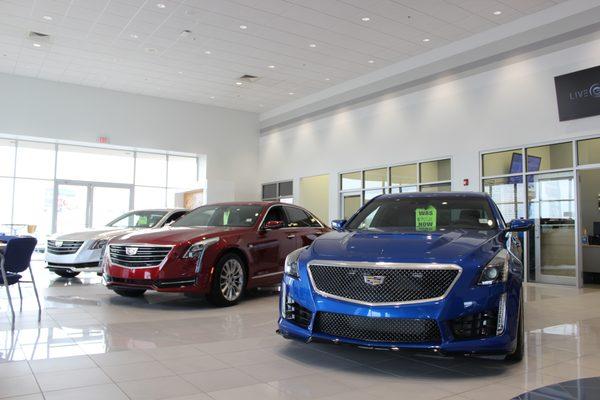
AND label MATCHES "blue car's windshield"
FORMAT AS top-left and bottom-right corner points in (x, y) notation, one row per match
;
(345, 197), (498, 233)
